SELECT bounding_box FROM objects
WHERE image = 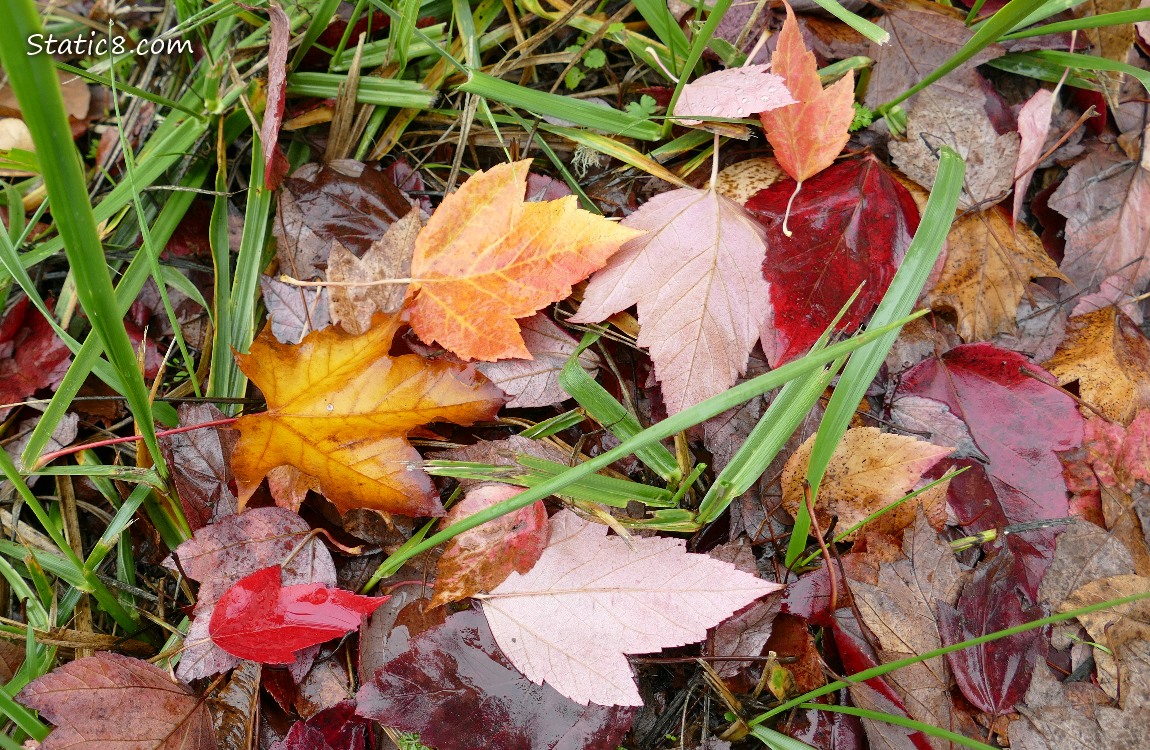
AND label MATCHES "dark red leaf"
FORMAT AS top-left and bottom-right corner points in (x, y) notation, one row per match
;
(259, 2), (290, 189)
(783, 688), (866, 750)
(745, 155), (920, 365)
(356, 609), (635, 750)
(209, 565), (386, 663)
(937, 550), (1047, 715)
(271, 700), (371, 750)
(0, 296), (71, 421)
(158, 403), (239, 531)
